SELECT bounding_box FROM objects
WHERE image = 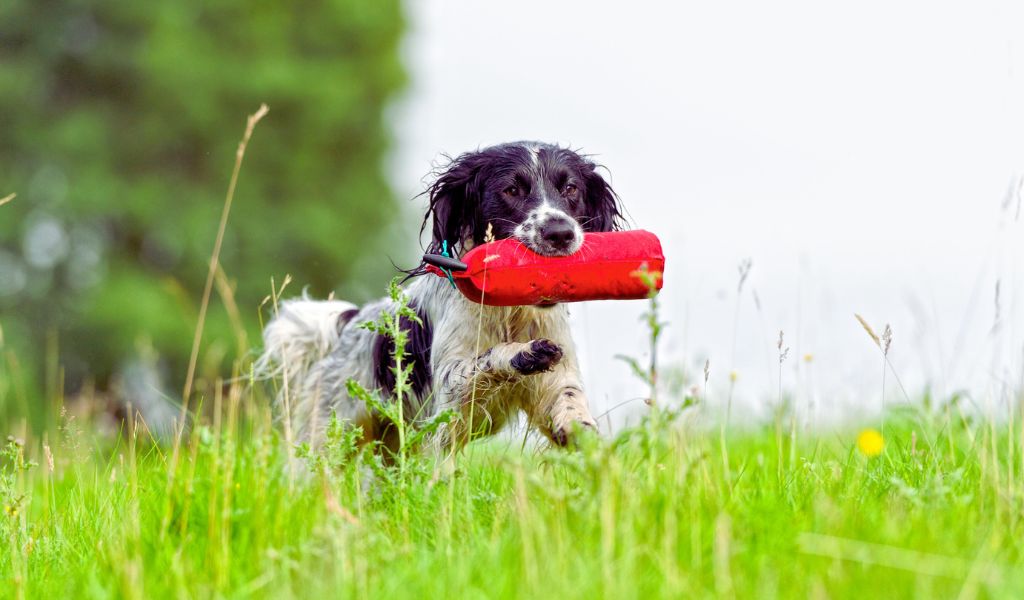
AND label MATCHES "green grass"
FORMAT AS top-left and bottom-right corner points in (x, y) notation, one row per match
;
(3, 397), (1024, 599)
(4, 110), (1021, 599)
